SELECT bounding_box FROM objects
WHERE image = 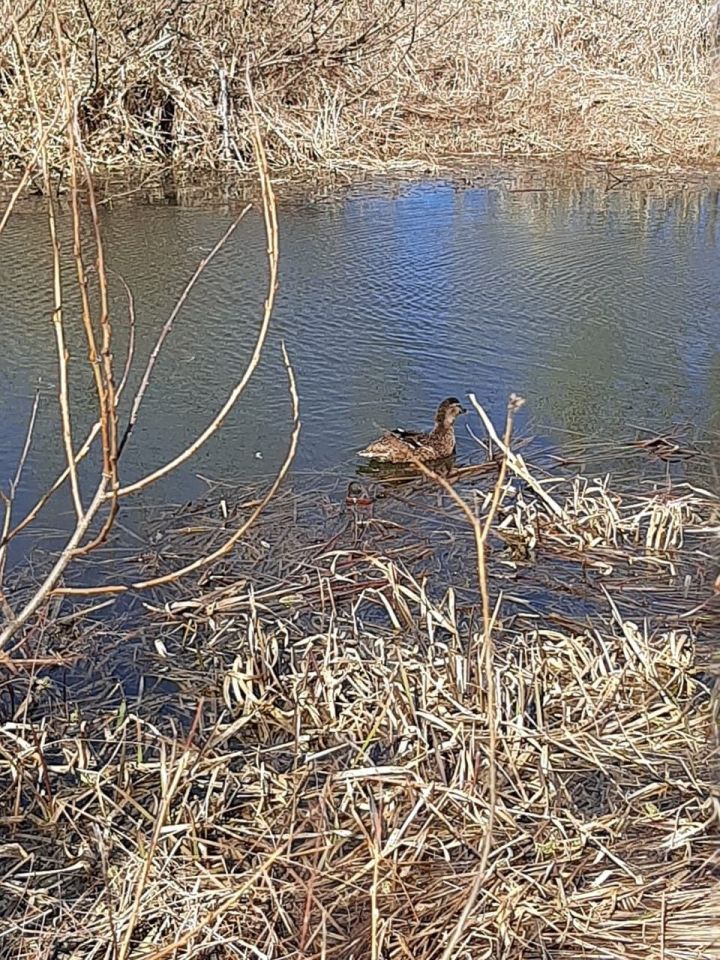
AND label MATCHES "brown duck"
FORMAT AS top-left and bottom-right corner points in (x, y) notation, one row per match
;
(357, 397), (467, 464)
